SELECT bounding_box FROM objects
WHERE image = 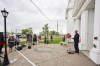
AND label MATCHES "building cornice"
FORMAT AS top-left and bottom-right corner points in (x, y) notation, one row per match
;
(73, 0), (93, 19)
(72, 0), (86, 17)
(66, 0), (74, 15)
